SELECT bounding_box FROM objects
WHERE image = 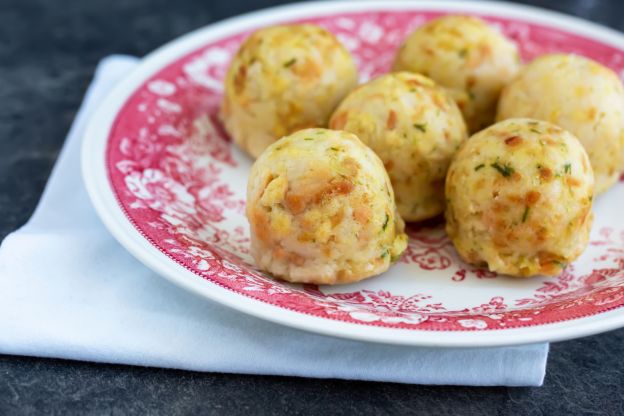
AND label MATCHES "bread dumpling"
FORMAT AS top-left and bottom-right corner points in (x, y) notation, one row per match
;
(221, 24), (358, 158)
(497, 53), (624, 194)
(445, 118), (594, 277)
(330, 72), (468, 222)
(393, 15), (520, 133)
(247, 128), (408, 284)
